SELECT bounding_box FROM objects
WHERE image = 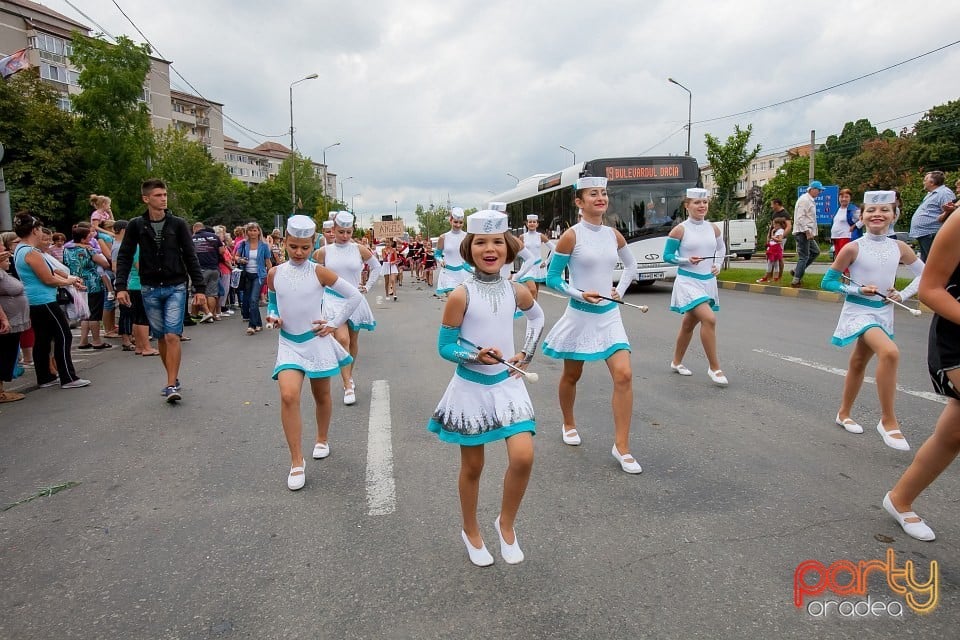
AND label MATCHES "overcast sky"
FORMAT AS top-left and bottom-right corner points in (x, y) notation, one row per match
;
(47, 0), (960, 223)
